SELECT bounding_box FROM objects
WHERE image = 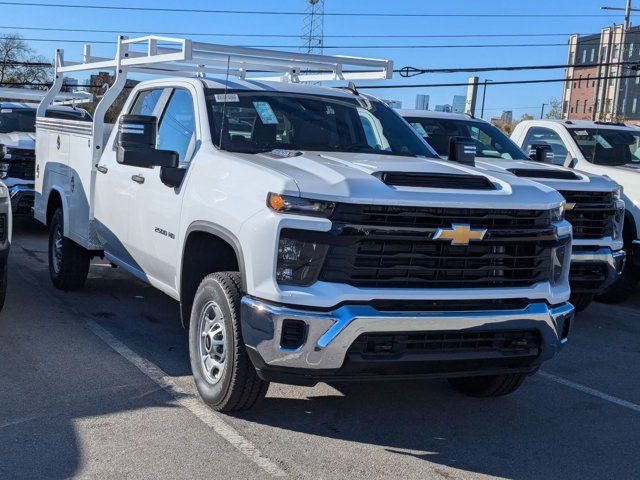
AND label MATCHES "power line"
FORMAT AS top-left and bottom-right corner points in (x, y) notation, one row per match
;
(0, 2), (626, 17)
(356, 73), (640, 89)
(400, 60), (640, 75)
(0, 25), (607, 39)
